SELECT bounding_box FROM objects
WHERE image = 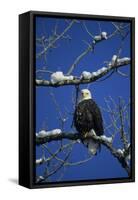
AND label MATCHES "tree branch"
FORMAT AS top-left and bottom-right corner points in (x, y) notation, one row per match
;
(66, 45), (93, 75)
(36, 58), (130, 87)
(36, 20), (77, 58)
(36, 130), (130, 176)
(36, 131), (79, 145)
